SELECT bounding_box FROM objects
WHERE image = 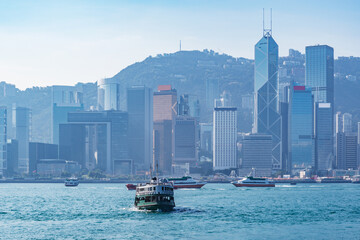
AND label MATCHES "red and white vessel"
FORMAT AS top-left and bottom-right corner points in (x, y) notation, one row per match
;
(126, 183), (137, 190)
(168, 176), (206, 189)
(232, 176), (275, 187)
